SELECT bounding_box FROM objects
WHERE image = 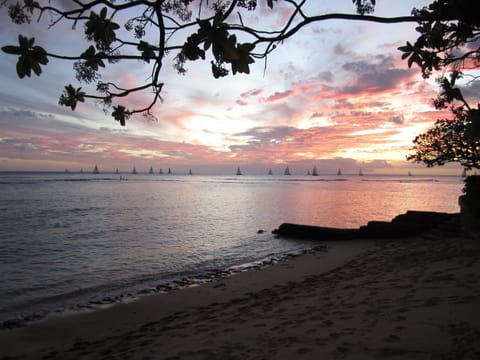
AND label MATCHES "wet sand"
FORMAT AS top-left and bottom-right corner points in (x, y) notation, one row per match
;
(1, 235), (480, 359)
